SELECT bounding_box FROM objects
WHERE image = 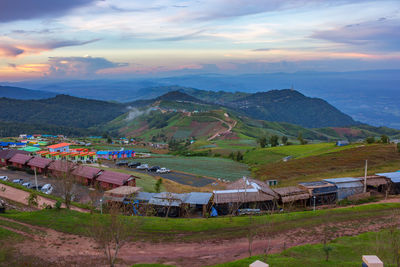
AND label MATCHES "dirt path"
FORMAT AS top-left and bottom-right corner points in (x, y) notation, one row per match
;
(1, 212), (399, 267)
(0, 183), (89, 213)
(207, 116), (237, 141)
